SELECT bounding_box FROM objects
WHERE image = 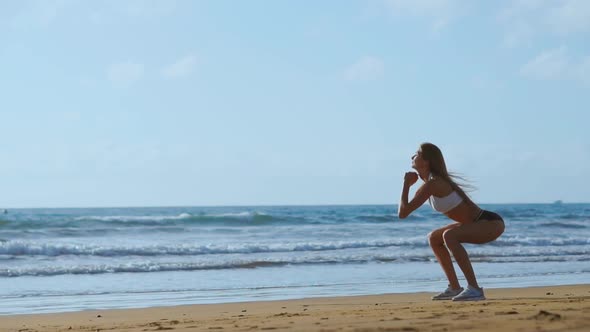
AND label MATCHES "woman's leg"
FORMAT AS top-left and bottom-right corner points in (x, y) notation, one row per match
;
(442, 219), (505, 288)
(428, 223), (462, 289)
